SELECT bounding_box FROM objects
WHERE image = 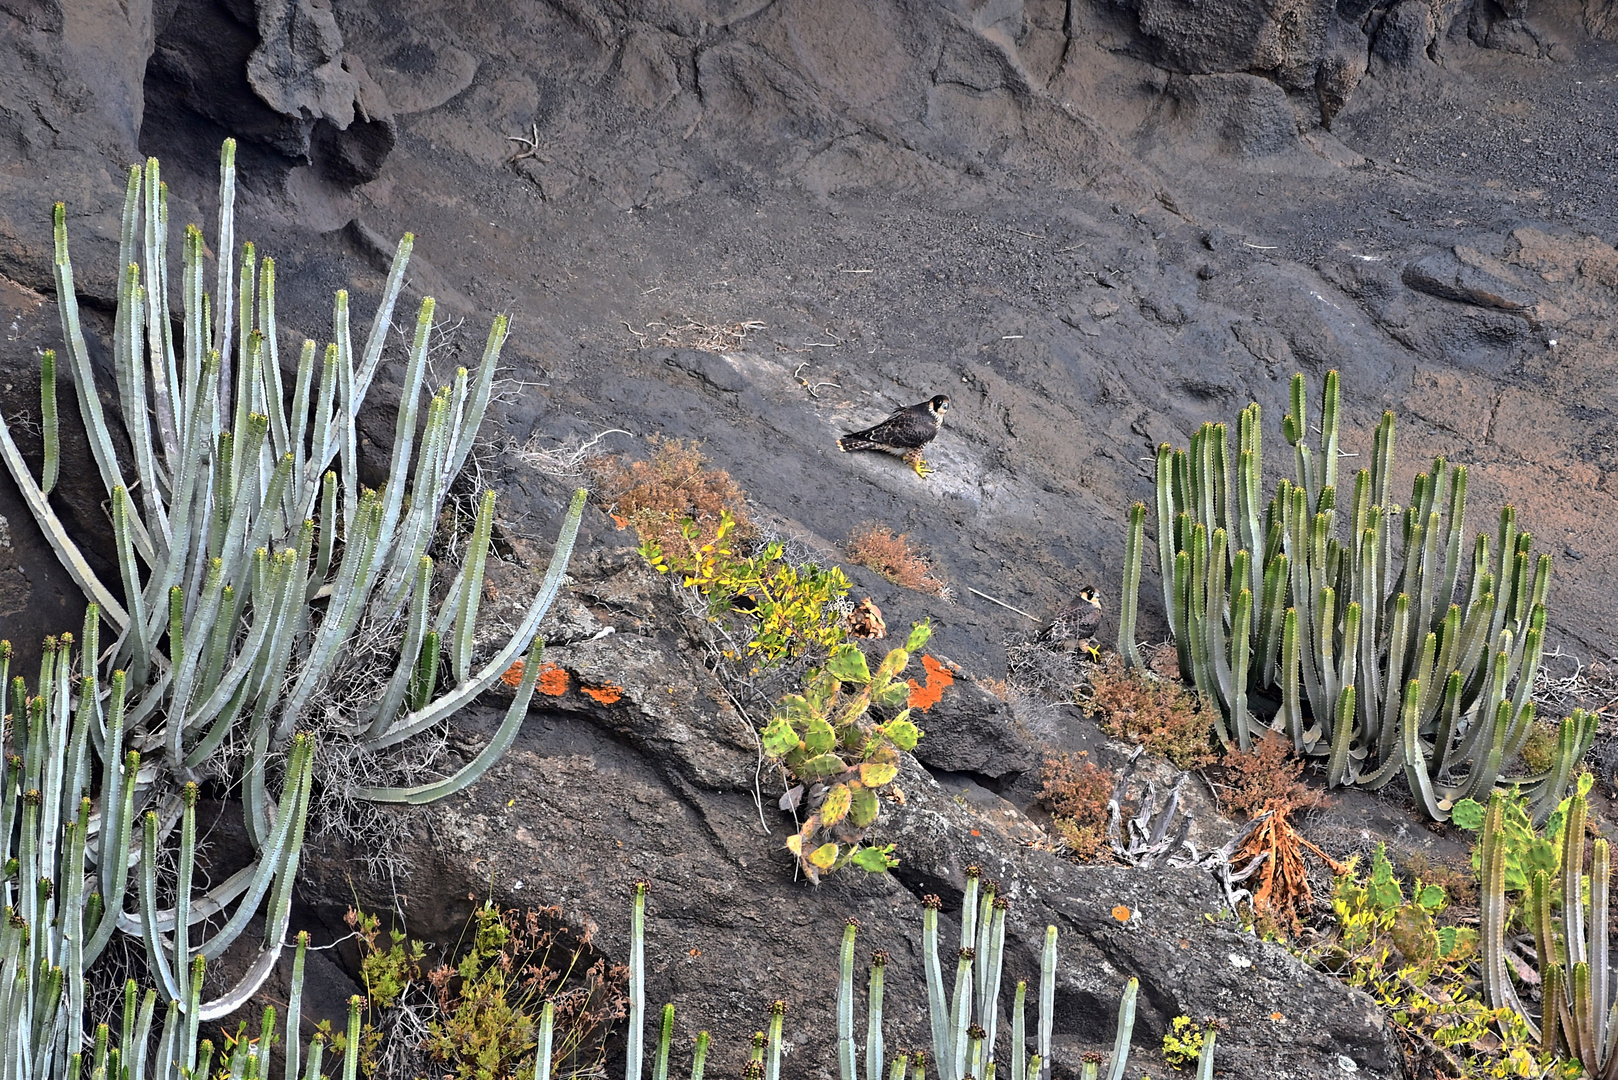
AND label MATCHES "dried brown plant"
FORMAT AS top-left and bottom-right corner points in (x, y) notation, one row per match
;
(1037, 751), (1114, 860)
(845, 522), (947, 595)
(1085, 654), (1215, 770)
(590, 436), (752, 553)
(1221, 730), (1330, 820)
